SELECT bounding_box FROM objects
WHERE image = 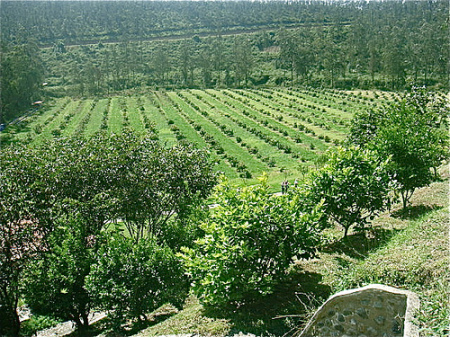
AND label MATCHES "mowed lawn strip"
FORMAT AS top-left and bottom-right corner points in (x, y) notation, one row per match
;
(265, 89), (350, 136)
(63, 99), (94, 137)
(212, 89), (322, 160)
(167, 95), (265, 178)
(107, 97), (124, 134)
(84, 98), (109, 138)
(14, 97), (70, 143)
(199, 89), (309, 169)
(172, 90), (267, 176)
(32, 99), (82, 145)
(143, 93), (178, 147)
(126, 97), (146, 132)
(228, 89), (333, 150)
(161, 92), (238, 178)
